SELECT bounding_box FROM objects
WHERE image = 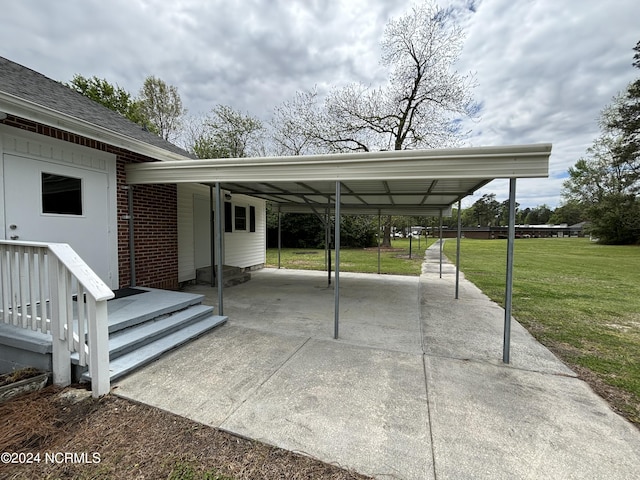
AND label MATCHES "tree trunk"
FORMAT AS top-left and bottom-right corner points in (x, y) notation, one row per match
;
(381, 216), (392, 247)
